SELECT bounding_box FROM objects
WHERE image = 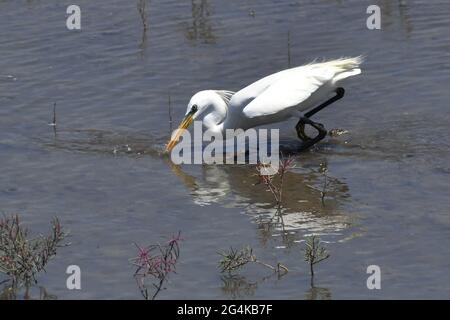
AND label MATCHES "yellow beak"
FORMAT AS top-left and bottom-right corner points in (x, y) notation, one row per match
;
(165, 114), (194, 153)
